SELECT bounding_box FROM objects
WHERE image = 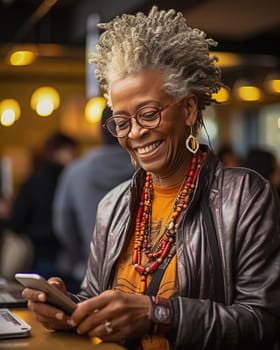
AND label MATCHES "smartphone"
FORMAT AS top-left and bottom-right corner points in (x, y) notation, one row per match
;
(15, 273), (77, 315)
